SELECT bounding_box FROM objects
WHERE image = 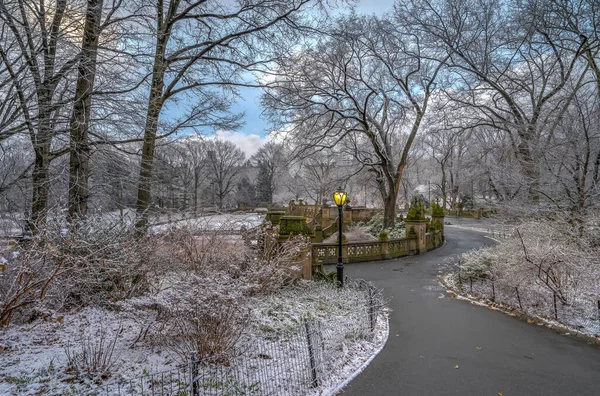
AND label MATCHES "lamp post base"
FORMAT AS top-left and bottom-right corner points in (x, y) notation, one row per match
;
(336, 261), (344, 287)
